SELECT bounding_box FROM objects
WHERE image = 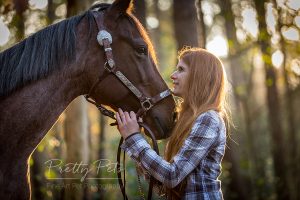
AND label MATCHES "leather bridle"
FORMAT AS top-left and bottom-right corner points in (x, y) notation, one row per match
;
(84, 8), (171, 200)
(85, 10), (172, 119)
